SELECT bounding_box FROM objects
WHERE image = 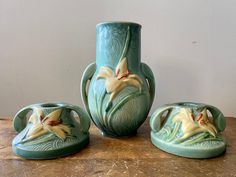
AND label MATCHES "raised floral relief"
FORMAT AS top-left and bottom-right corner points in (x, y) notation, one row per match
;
(95, 25), (143, 113)
(150, 102), (226, 158)
(96, 57), (143, 109)
(173, 108), (217, 142)
(22, 108), (71, 142)
(81, 23), (154, 136)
